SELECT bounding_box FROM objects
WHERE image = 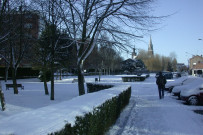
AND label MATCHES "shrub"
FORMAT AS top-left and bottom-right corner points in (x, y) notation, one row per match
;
(38, 70), (51, 82)
(86, 83), (113, 93)
(50, 86), (131, 135)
